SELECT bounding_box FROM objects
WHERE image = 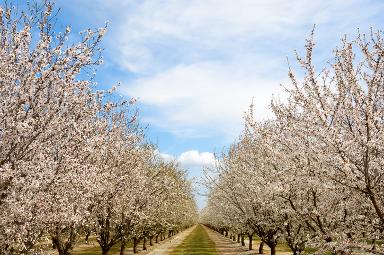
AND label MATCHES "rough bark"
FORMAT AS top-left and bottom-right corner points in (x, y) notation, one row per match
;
(119, 241), (126, 255)
(51, 226), (78, 255)
(143, 237), (147, 250)
(270, 244), (276, 255)
(133, 237), (138, 254)
(248, 234), (253, 250)
(258, 241), (264, 254)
